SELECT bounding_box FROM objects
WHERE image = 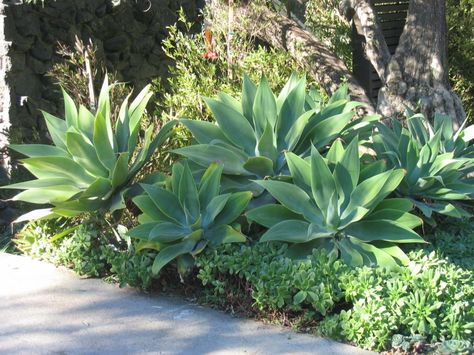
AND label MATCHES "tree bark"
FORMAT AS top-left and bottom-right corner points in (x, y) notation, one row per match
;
(377, 0), (465, 126)
(344, 0), (391, 83)
(342, 0), (465, 126)
(232, 2), (375, 110)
